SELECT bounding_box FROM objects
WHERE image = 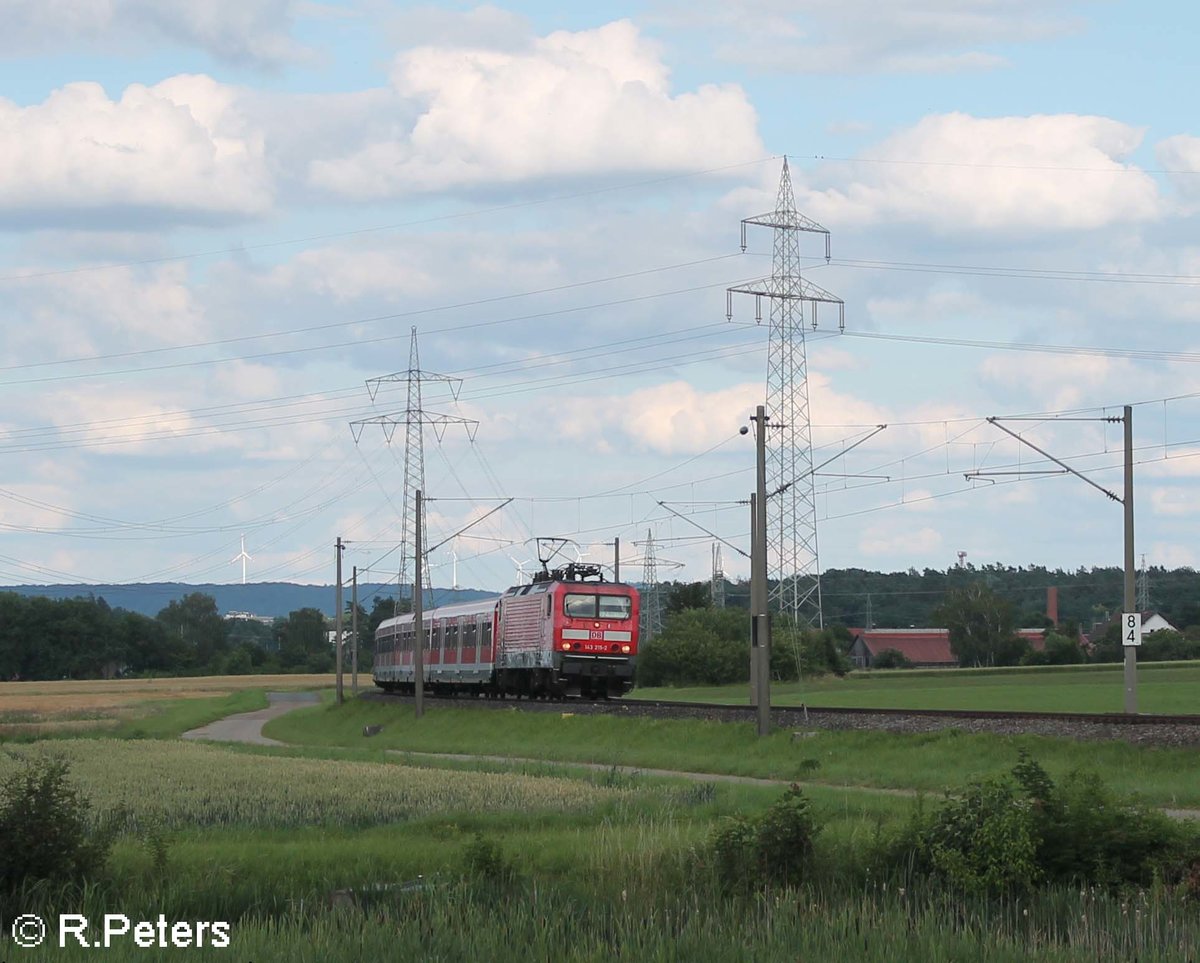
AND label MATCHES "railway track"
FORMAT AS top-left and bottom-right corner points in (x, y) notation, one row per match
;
(363, 689), (1200, 744)
(621, 698), (1200, 726)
